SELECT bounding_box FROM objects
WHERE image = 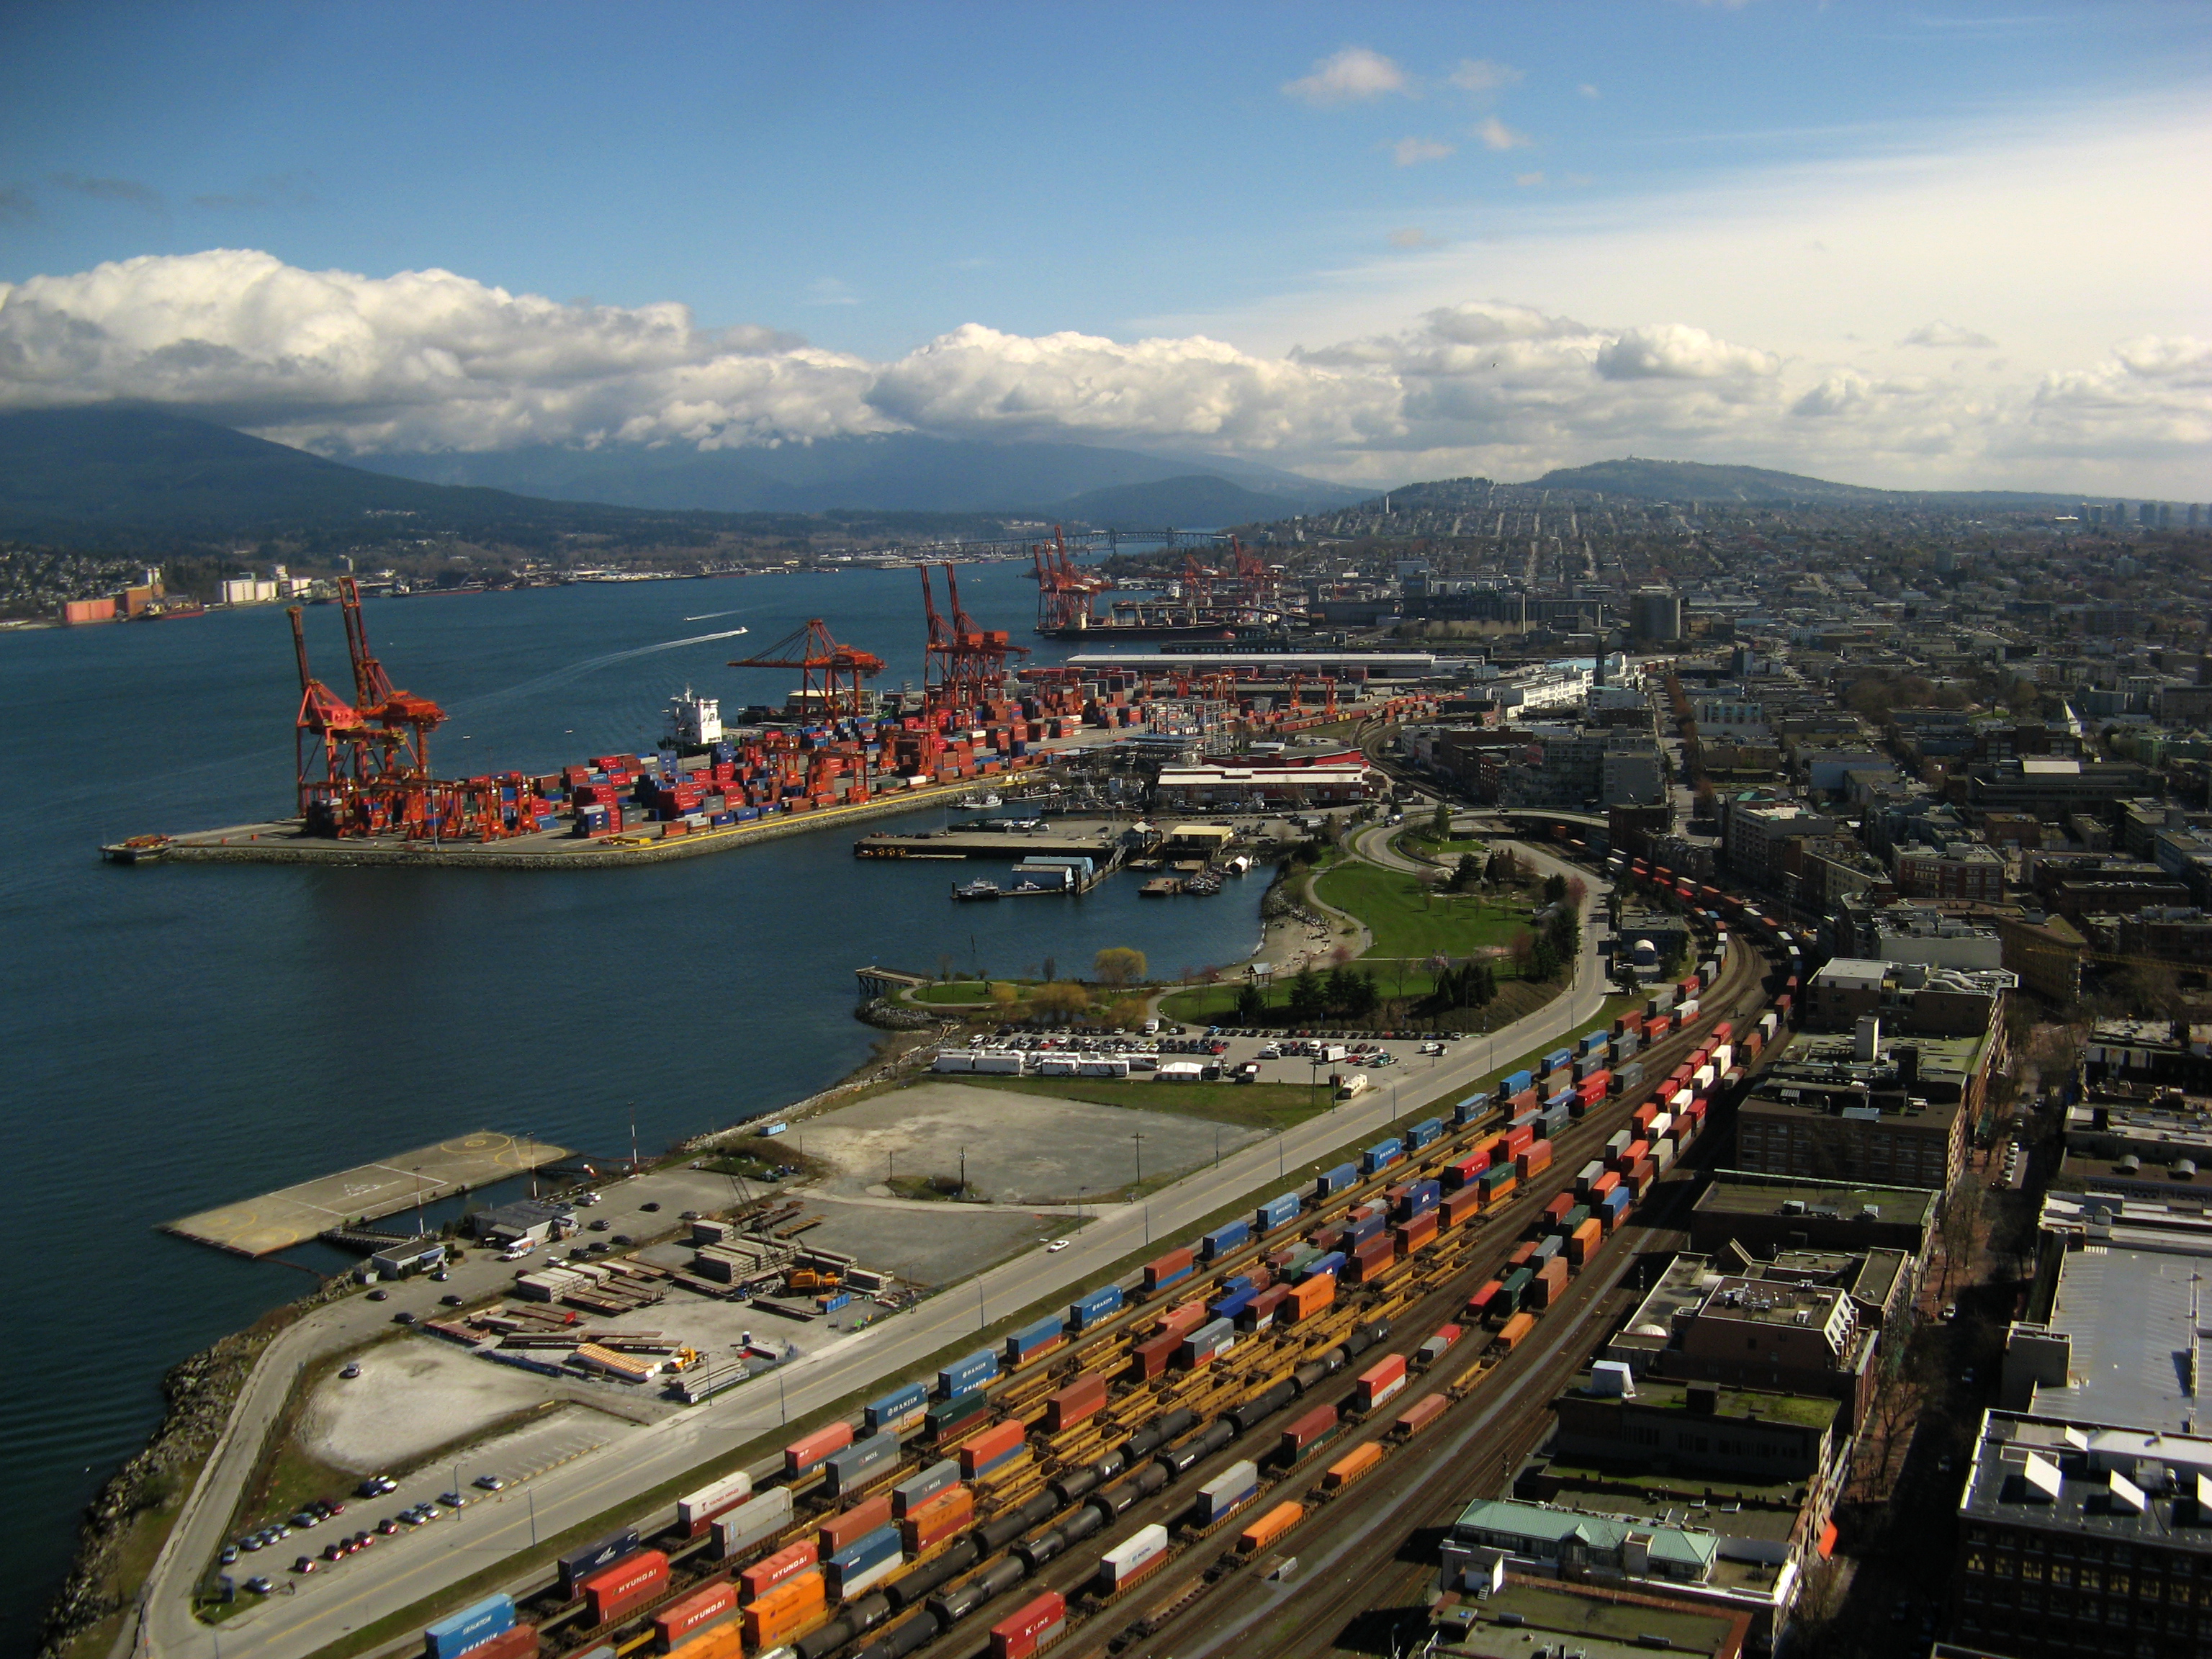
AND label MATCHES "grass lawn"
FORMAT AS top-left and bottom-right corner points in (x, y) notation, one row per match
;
(911, 980), (1002, 1006)
(954, 1072), (1342, 1133)
(1398, 832), (1489, 863)
(1314, 858), (1534, 961)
